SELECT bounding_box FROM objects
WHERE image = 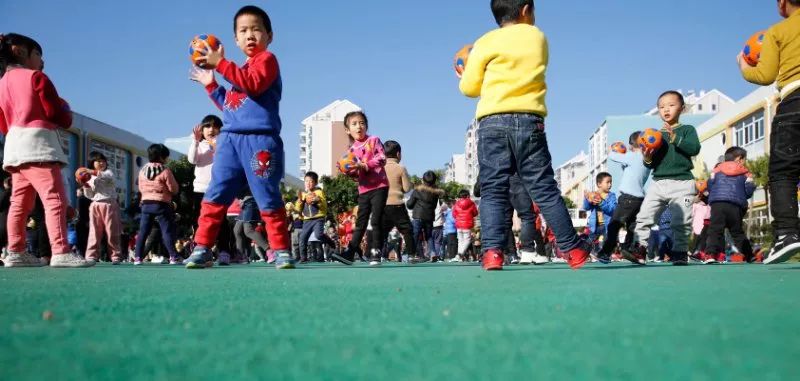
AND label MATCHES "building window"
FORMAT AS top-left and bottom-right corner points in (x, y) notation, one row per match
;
(712, 104), (717, 111)
(733, 110), (765, 147)
(698, 104), (703, 111)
